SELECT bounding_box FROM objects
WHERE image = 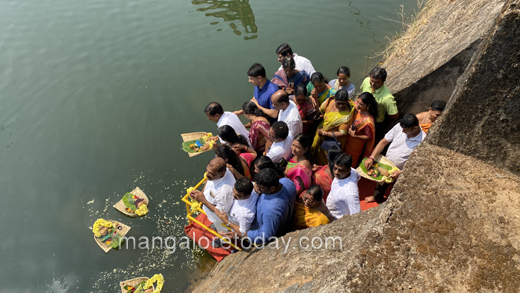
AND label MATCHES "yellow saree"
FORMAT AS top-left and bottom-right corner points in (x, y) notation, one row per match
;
(311, 98), (355, 164)
(293, 202), (330, 230)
